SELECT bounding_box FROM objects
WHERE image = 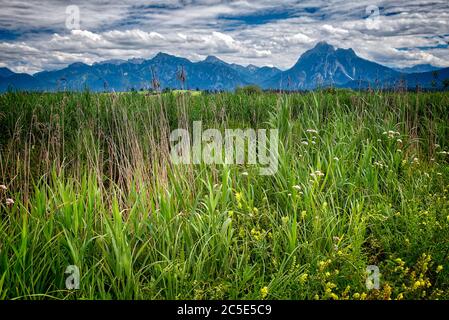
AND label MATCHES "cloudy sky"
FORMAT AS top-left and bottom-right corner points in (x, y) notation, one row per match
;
(0, 0), (448, 74)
